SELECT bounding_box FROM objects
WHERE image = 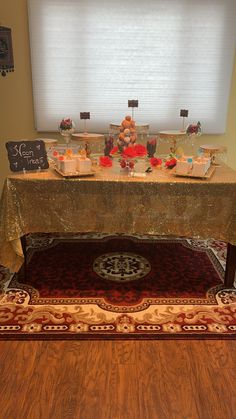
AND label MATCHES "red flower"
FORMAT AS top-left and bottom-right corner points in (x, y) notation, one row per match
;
(188, 125), (198, 134)
(110, 146), (119, 154)
(165, 158), (177, 168)
(119, 159), (135, 169)
(120, 159), (127, 168)
(150, 157), (162, 167)
(133, 144), (147, 157)
(59, 118), (73, 130)
(99, 156), (112, 167)
(122, 147), (137, 158)
(58, 155), (64, 161)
